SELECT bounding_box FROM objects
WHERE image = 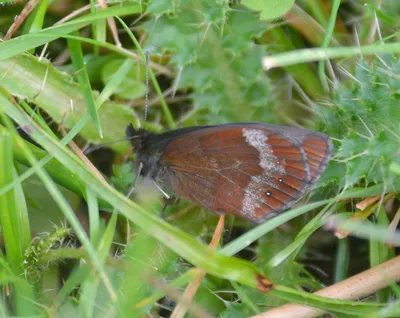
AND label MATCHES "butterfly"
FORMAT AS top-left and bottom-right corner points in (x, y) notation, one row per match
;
(126, 123), (332, 224)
